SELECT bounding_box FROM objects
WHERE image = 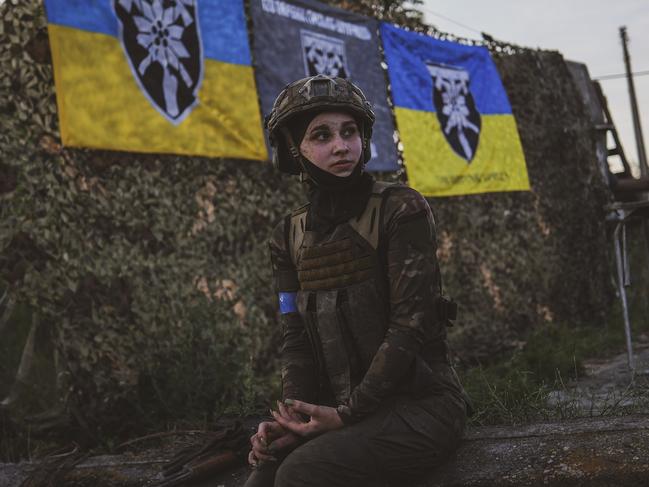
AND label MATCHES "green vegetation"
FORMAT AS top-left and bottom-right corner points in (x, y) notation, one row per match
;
(0, 295), (274, 461)
(1, 0), (646, 465)
(461, 317), (644, 426)
(461, 224), (649, 426)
